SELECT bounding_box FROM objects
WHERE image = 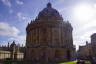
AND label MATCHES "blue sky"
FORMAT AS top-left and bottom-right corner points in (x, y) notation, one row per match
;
(0, 0), (96, 49)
